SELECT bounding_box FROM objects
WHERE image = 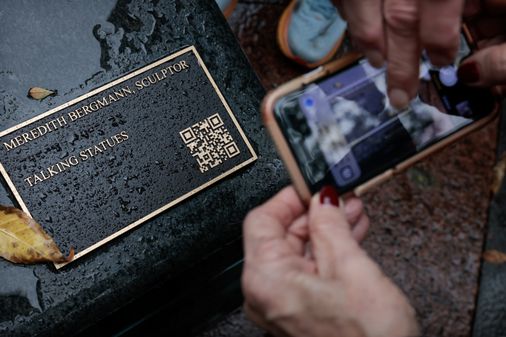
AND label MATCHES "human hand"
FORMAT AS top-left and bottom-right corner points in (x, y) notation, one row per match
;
(458, 0), (506, 94)
(241, 186), (419, 337)
(332, 0), (464, 109)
